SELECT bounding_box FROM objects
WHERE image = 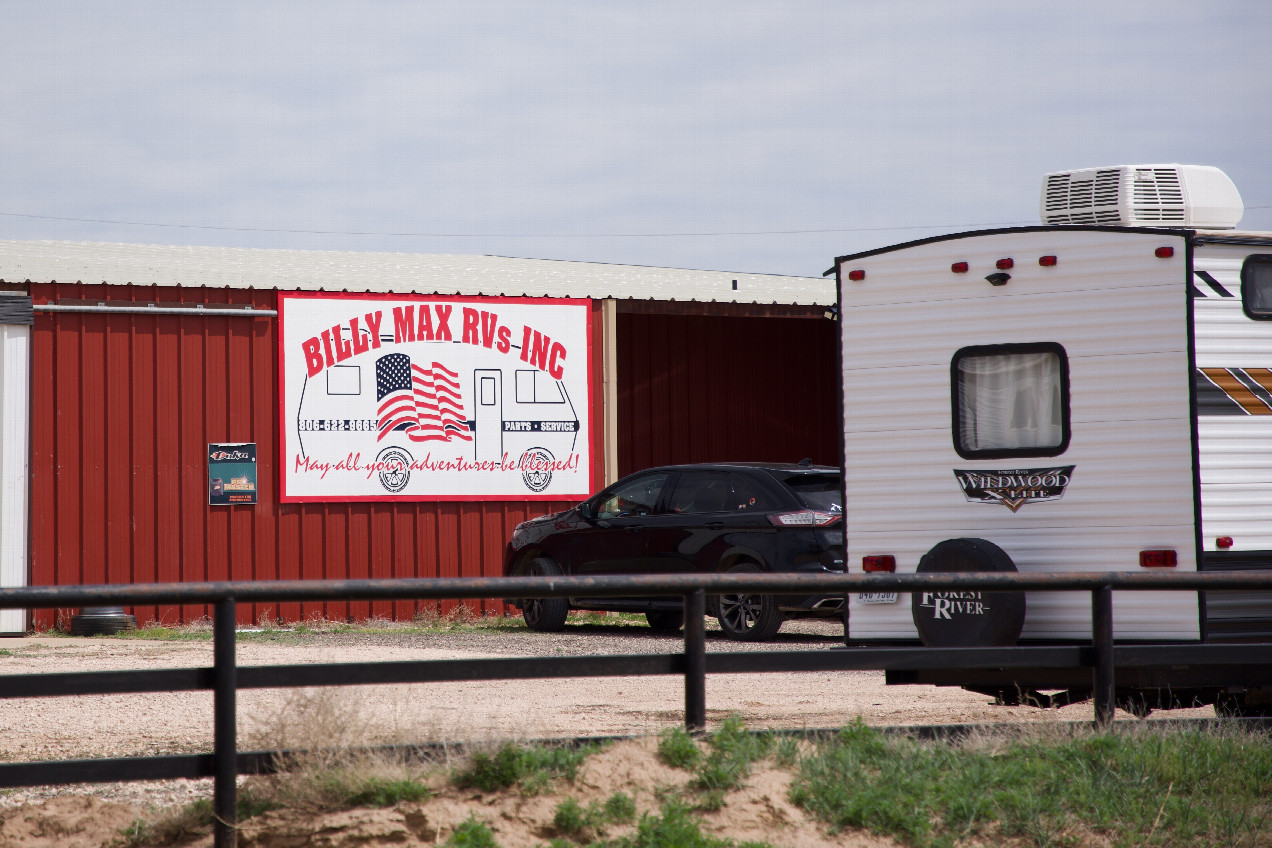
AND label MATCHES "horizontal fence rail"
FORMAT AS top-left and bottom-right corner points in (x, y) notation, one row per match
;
(4, 571), (1272, 848)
